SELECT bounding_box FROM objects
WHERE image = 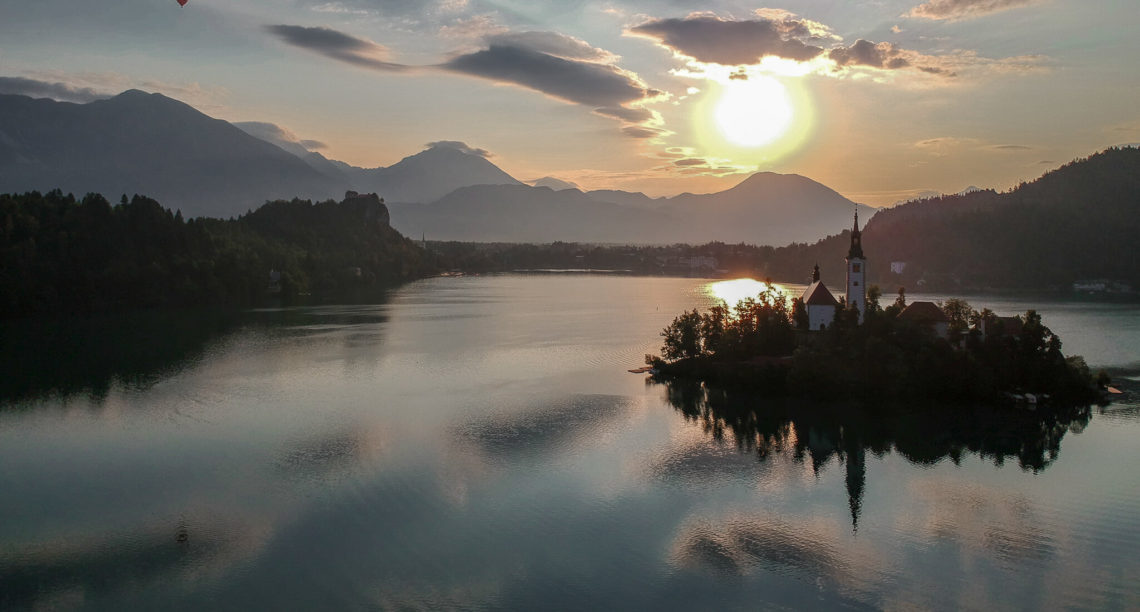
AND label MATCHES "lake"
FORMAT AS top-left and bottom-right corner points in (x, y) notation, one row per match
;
(2, 275), (1138, 610)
